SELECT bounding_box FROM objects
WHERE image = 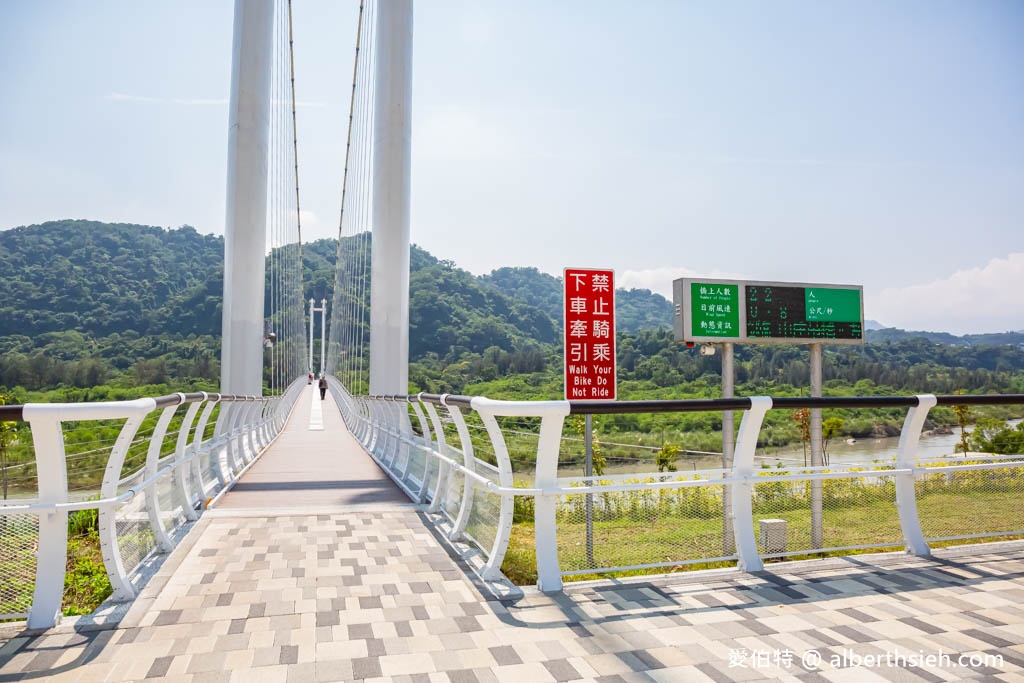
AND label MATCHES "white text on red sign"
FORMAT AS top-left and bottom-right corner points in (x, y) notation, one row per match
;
(563, 268), (616, 401)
